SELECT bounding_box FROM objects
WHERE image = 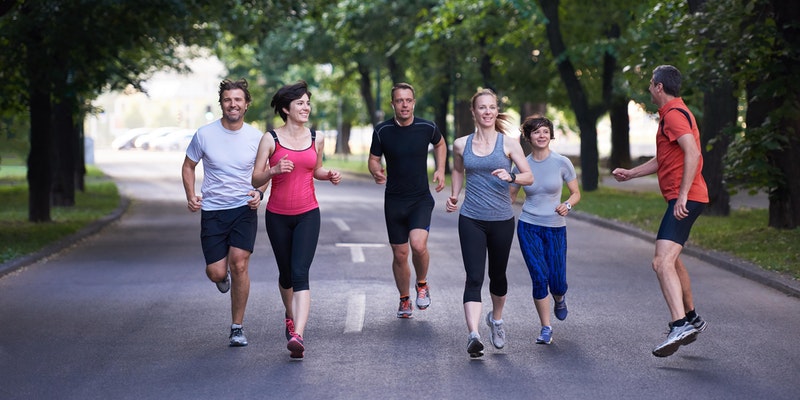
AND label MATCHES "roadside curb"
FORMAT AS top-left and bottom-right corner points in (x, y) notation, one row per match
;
(0, 196), (131, 278)
(570, 210), (800, 298)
